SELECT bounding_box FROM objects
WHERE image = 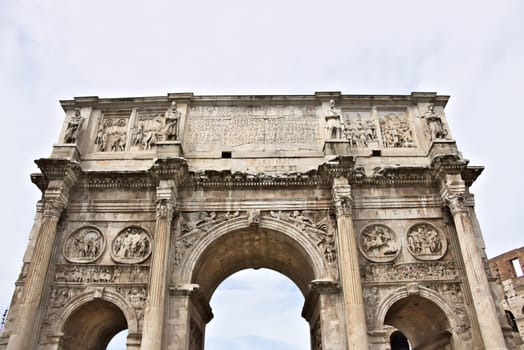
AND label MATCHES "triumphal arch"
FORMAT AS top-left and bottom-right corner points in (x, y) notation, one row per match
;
(1, 92), (520, 349)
